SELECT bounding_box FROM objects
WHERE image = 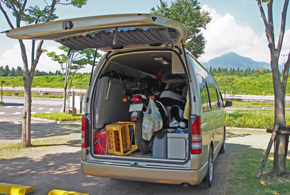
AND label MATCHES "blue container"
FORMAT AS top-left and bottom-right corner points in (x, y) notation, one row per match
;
(175, 129), (186, 134)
